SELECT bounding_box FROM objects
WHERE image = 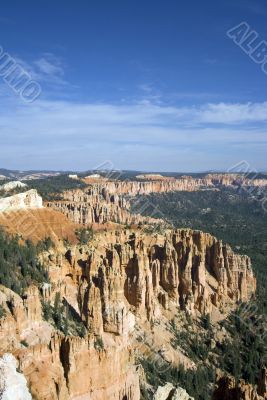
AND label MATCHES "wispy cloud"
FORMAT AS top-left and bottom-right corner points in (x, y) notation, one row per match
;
(13, 53), (68, 87)
(34, 54), (64, 77)
(138, 83), (153, 93)
(0, 94), (266, 170)
(196, 102), (267, 124)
